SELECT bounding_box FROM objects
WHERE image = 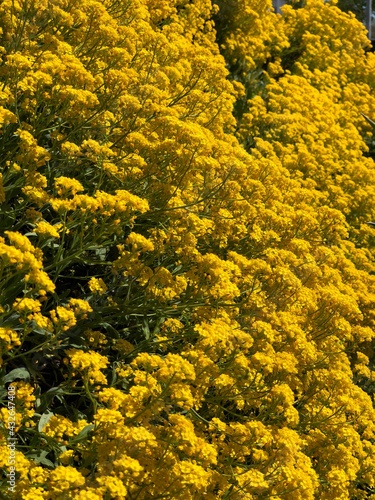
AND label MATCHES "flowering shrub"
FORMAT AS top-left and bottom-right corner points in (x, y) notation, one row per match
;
(1, 0), (375, 498)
